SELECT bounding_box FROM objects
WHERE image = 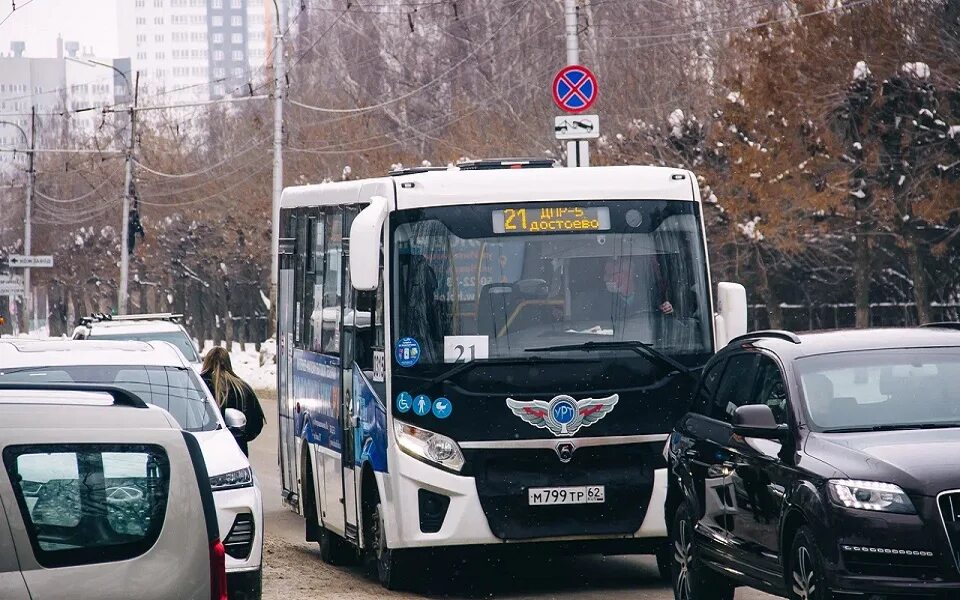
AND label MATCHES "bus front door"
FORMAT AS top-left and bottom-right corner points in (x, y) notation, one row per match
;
(278, 265), (299, 511)
(340, 208), (362, 542)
